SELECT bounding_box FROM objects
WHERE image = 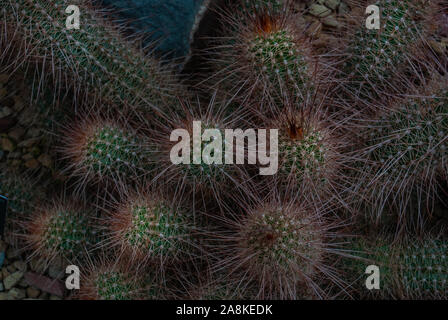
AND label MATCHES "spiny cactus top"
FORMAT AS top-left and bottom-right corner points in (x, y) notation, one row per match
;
(279, 123), (329, 183)
(77, 263), (148, 300)
(344, 0), (433, 102)
(26, 203), (96, 264)
(1, 0), (180, 114)
(229, 201), (330, 299)
(95, 271), (140, 300)
(108, 194), (195, 263)
(62, 118), (154, 189)
(210, 7), (317, 112)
